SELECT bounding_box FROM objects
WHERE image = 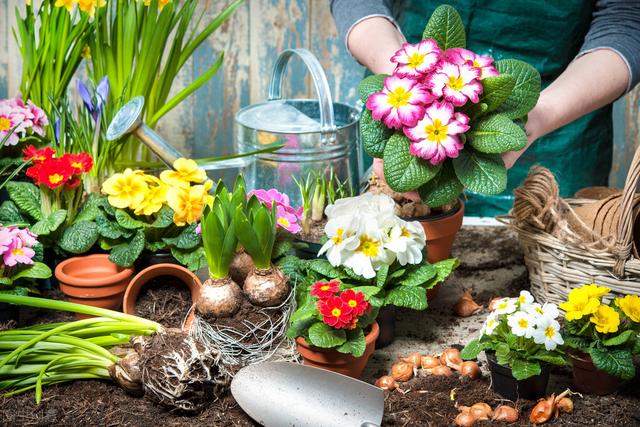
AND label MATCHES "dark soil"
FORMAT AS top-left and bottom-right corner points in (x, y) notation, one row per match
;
(383, 371), (640, 426)
(0, 381), (257, 427)
(298, 218), (327, 243)
(209, 298), (284, 346)
(134, 277), (192, 328)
